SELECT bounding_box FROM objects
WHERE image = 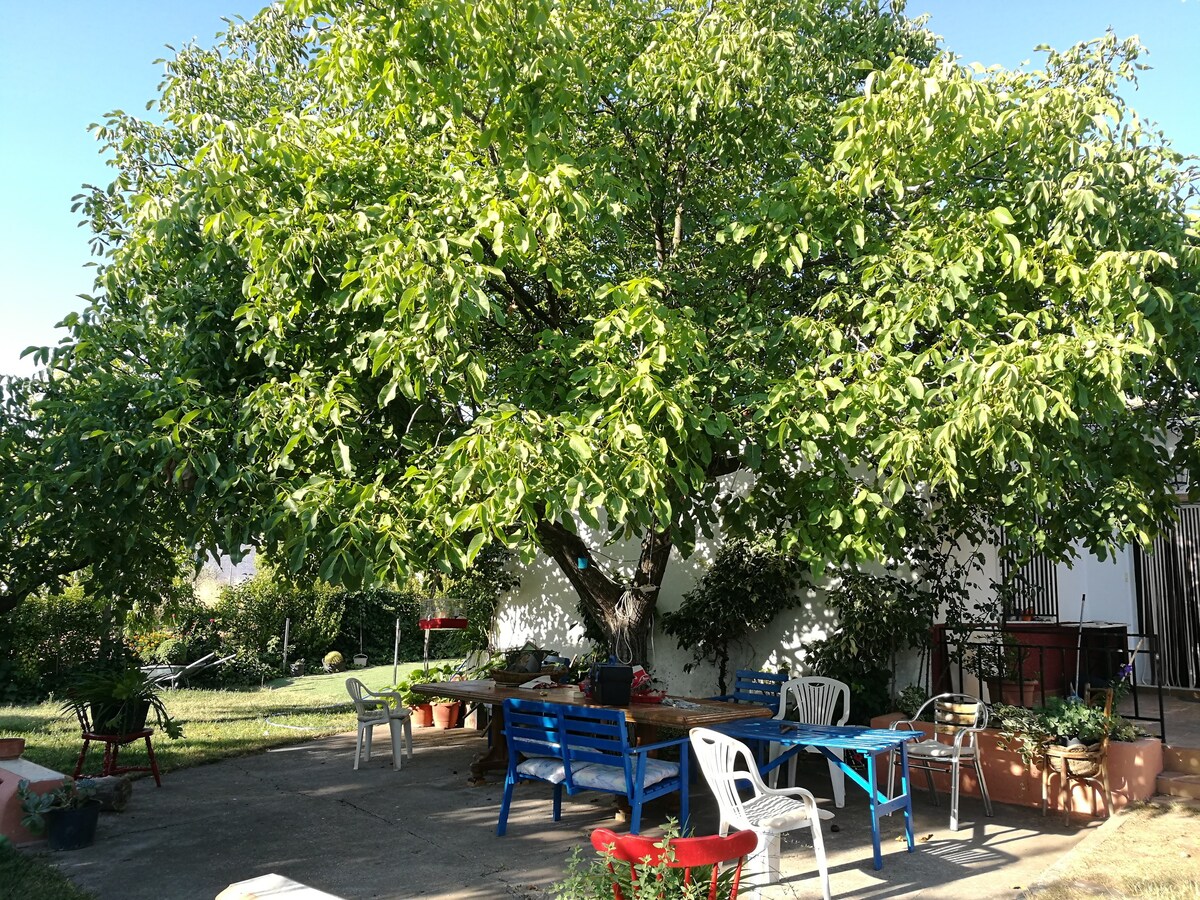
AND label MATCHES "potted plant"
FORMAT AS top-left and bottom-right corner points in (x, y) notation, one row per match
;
(993, 695), (1143, 776)
(962, 633), (1040, 706)
(17, 778), (101, 851)
(60, 665), (183, 739)
(425, 663), (462, 729)
(393, 670), (435, 728)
